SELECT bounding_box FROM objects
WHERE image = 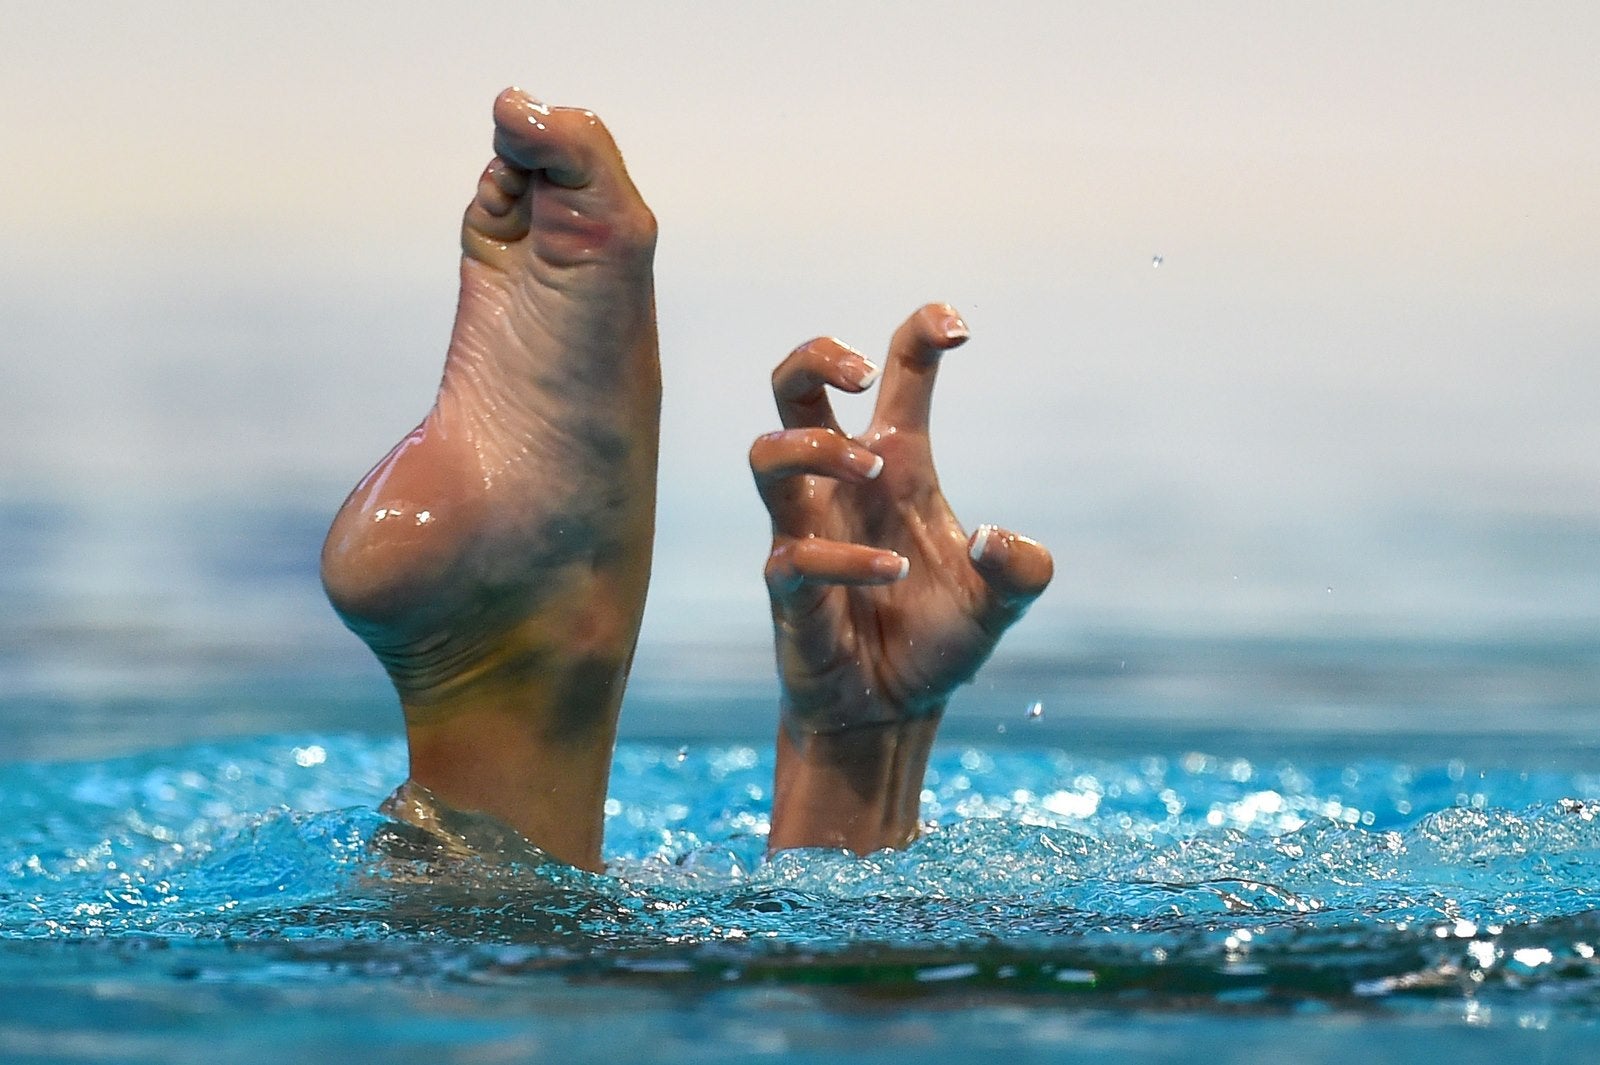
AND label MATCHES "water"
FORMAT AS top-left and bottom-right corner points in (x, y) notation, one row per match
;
(3, 499), (1599, 1061)
(8, 722), (1600, 1062)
